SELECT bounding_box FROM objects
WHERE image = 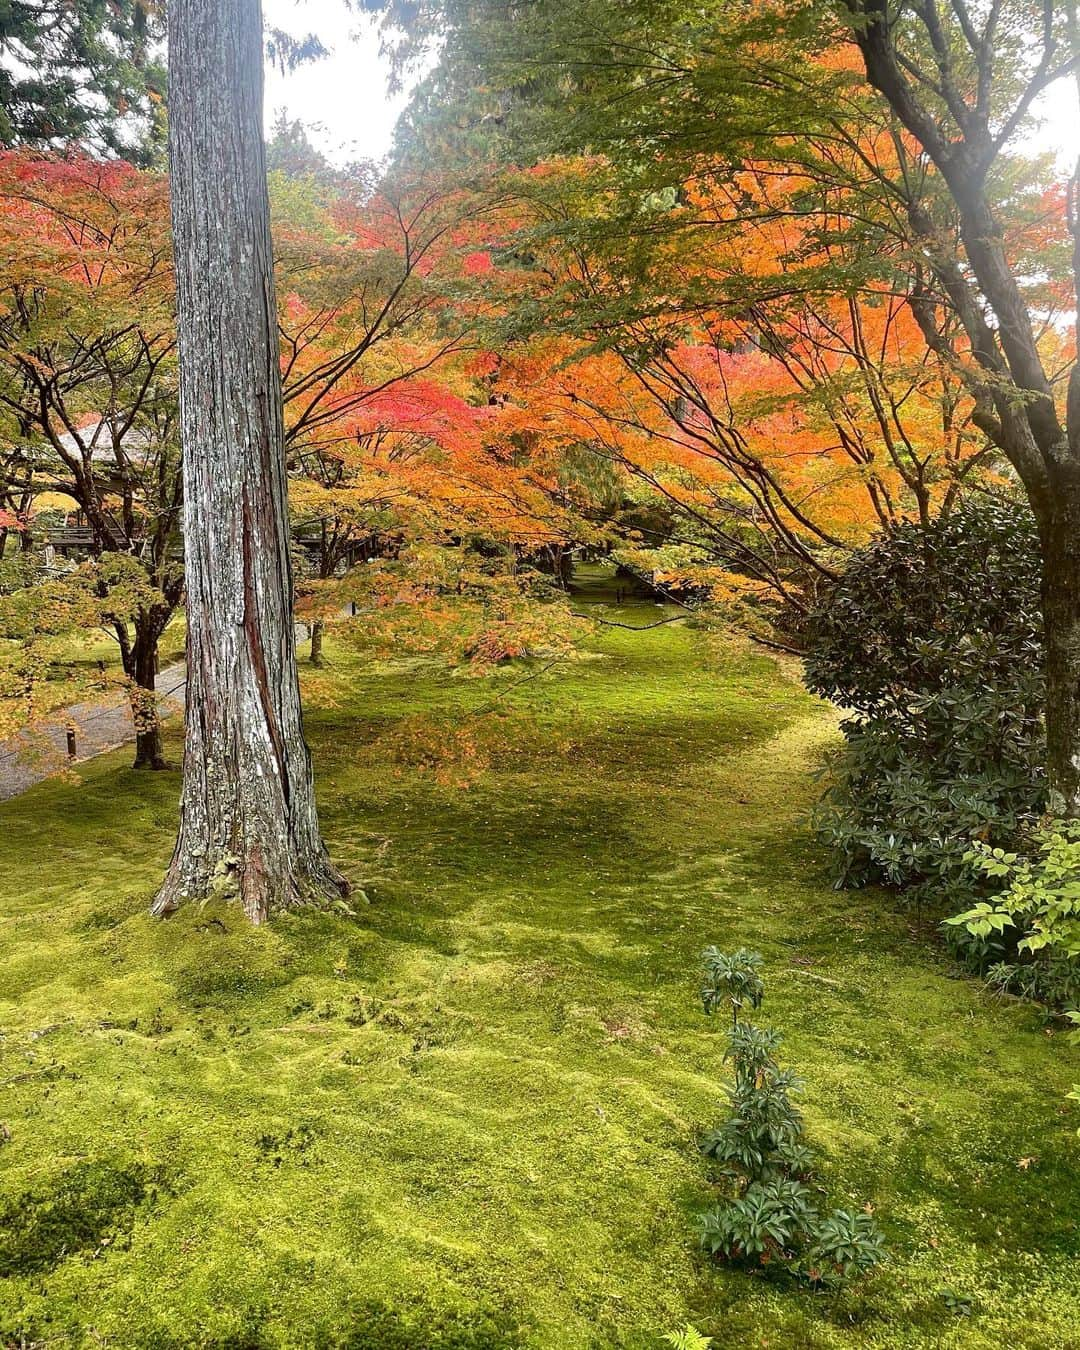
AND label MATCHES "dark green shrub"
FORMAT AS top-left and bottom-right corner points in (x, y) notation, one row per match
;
(804, 500), (1045, 905)
(694, 950), (885, 1286)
